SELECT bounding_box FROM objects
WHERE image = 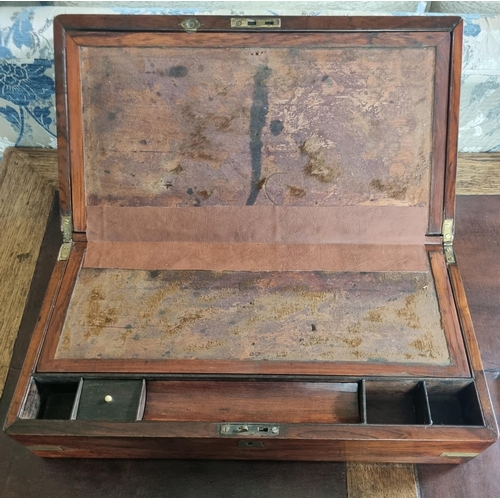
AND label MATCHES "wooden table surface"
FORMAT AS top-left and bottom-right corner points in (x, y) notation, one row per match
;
(0, 149), (499, 497)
